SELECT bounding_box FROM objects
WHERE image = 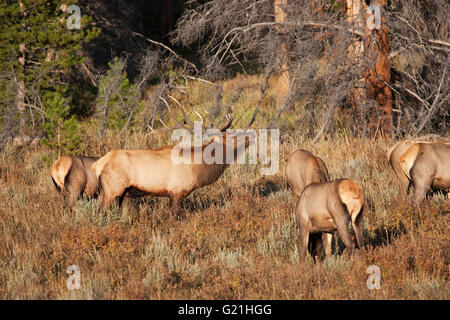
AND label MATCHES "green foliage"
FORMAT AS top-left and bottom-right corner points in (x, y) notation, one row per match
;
(41, 92), (83, 154)
(0, 0), (100, 133)
(96, 57), (142, 135)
